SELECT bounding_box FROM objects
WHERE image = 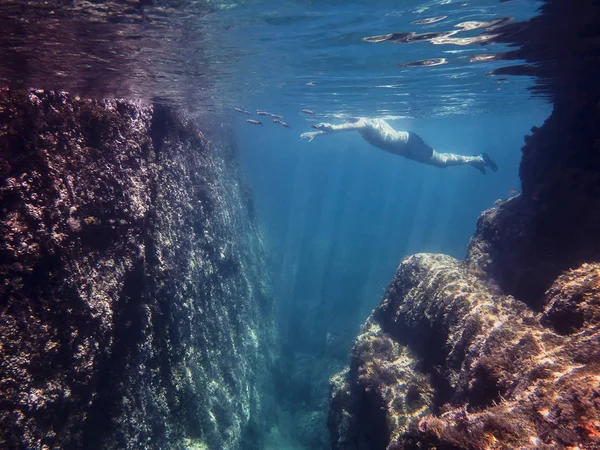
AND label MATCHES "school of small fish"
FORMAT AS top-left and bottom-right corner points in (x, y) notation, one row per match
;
(235, 107), (316, 129)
